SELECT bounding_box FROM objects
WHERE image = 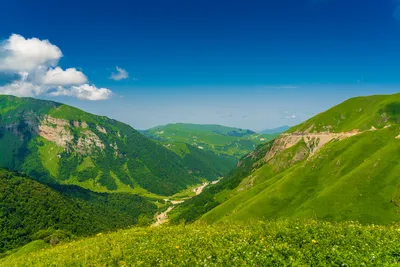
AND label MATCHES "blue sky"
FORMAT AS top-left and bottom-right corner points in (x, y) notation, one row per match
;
(1, 0), (400, 131)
